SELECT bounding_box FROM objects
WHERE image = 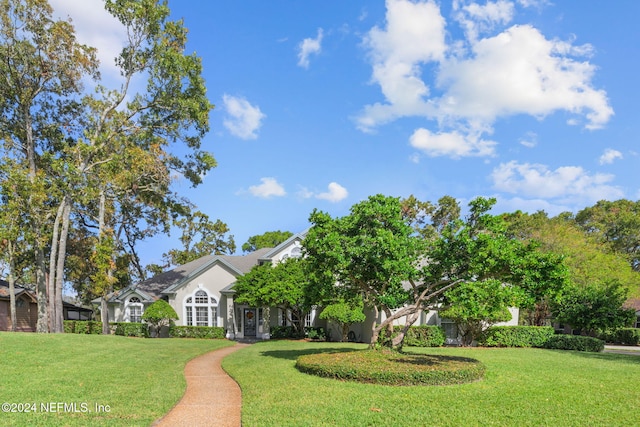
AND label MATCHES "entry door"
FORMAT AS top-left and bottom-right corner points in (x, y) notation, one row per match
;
(244, 308), (257, 337)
